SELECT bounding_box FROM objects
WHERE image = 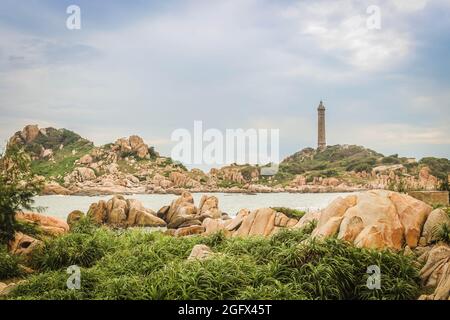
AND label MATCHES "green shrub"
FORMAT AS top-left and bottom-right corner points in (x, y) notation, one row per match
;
(0, 246), (23, 280)
(271, 207), (306, 219)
